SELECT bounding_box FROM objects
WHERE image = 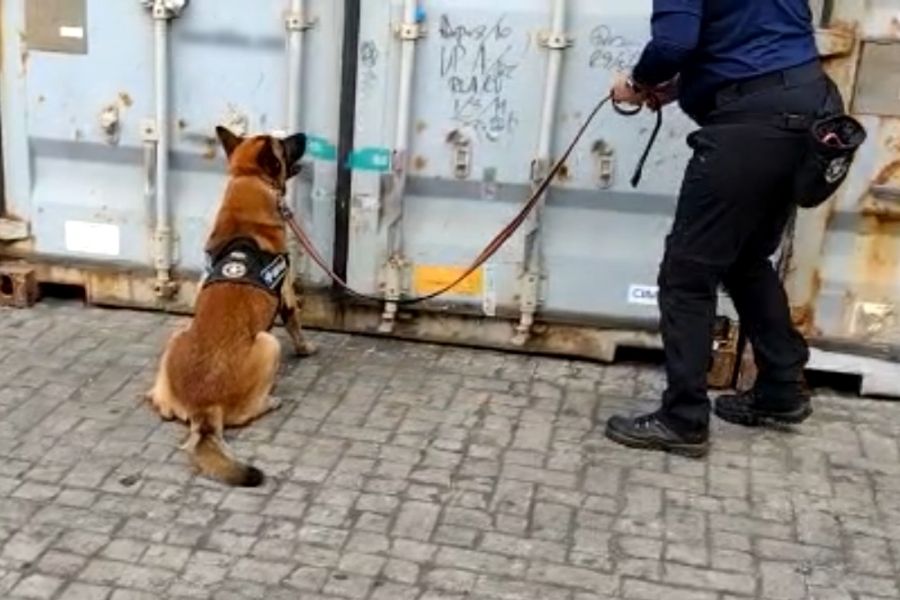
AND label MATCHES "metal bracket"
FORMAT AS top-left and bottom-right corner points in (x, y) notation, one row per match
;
(449, 137), (471, 180)
(592, 139), (615, 189)
(396, 22), (426, 41)
(518, 273), (540, 312)
(140, 118), (159, 143)
(538, 31), (573, 50)
(379, 257), (405, 301)
(153, 229), (180, 267)
(285, 11), (316, 31)
(99, 105), (121, 145)
(529, 158), (549, 187)
(144, 0), (189, 20)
